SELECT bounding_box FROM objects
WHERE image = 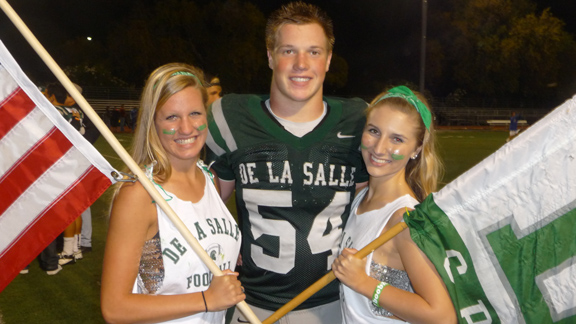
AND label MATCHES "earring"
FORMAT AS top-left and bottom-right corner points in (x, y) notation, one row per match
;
(411, 154), (418, 160)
